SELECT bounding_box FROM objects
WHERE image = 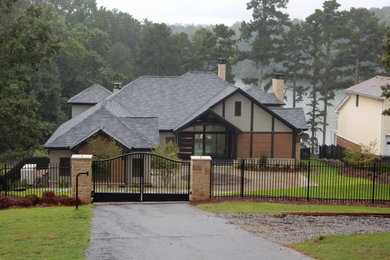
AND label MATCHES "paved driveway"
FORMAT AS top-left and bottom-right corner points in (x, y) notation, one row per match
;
(85, 203), (311, 260)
